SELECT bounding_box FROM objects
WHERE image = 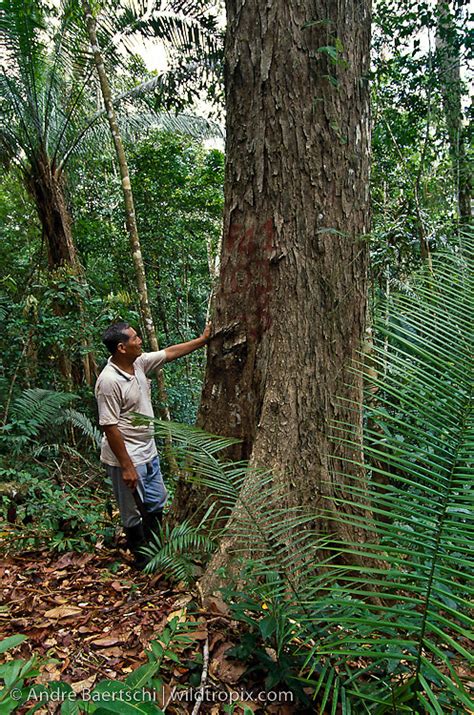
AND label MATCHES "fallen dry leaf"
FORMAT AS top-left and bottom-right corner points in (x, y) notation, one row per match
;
(90, 636), (123, 647)
(167, 608), (187, 623)
(192, 629), (208, 641)
(209, 631), (226, 650)
(71, 675), (97, 694)
(170, 594), (193, 610)
(205, 594), (230, 617)
(0, 546), (204, 702)
(110, 580), (124, 592)
(37, 663), (63, 684)
(97, 647), (122, 658)
(44, 605), (82, 619)
(210, 641), (246, 685)
(54, 553), (76, 569)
